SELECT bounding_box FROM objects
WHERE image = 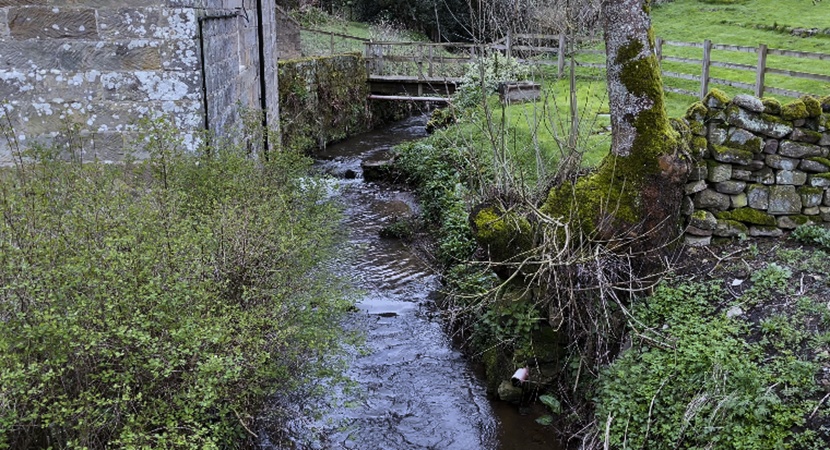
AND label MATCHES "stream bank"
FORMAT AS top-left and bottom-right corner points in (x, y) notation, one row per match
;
(313, 114), (560, 450)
